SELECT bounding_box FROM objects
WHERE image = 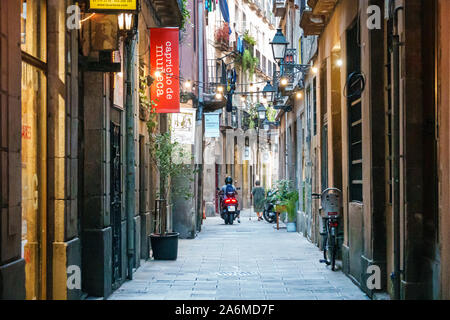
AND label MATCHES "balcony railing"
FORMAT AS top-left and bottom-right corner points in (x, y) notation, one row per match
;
(214, 21), (231, 51)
